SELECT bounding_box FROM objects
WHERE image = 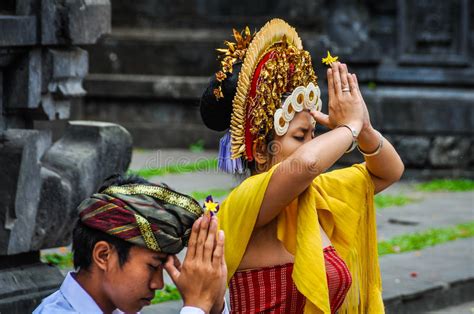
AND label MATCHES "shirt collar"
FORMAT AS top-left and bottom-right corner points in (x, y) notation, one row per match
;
(60, 271), (126, 314)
